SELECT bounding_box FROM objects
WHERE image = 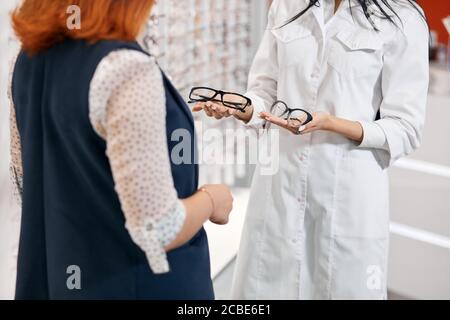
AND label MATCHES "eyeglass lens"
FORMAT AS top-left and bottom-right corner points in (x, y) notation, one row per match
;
(264, 101), (311, 131)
